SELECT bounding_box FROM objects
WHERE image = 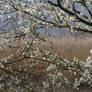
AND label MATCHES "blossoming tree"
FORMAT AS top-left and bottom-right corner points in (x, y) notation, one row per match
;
(0, 0), (92, 91)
